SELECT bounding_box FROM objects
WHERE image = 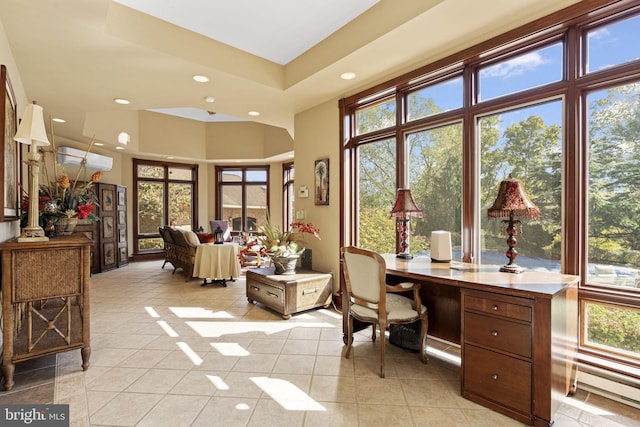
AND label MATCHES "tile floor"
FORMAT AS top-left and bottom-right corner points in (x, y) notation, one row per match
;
(1, 260), (639, 426)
